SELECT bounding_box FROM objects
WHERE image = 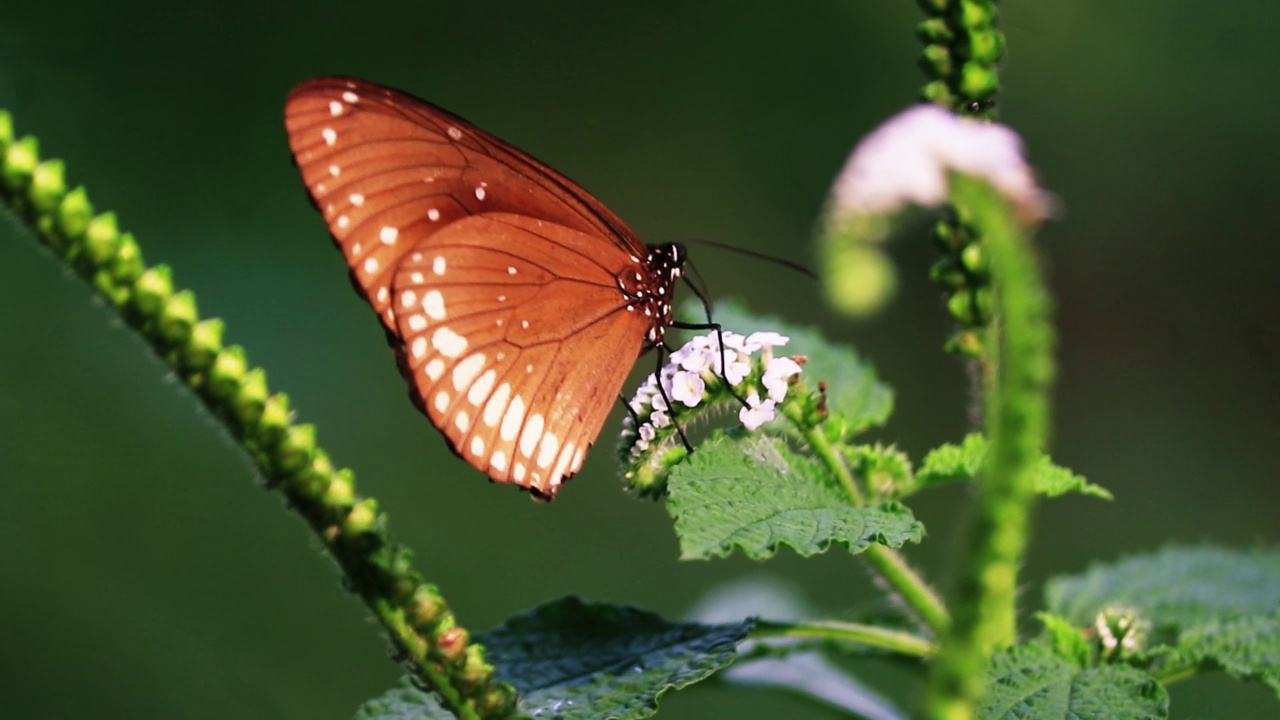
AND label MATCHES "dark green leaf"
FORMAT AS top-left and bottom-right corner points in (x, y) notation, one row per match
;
(680, 299), (893, 432)
(479, 596), (753, 719)
(1176, 610), (1280, 696)
(980, 642), (1168, 720)
(916, 433), (1110, 499)
(353, 678), (451, 720)
(667, 433), (923, 560)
